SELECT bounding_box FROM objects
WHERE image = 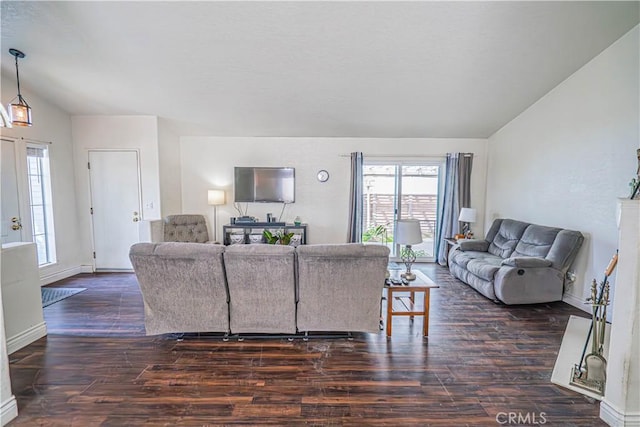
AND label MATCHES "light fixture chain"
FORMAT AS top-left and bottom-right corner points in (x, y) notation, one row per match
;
(14, 53), (22, 97)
